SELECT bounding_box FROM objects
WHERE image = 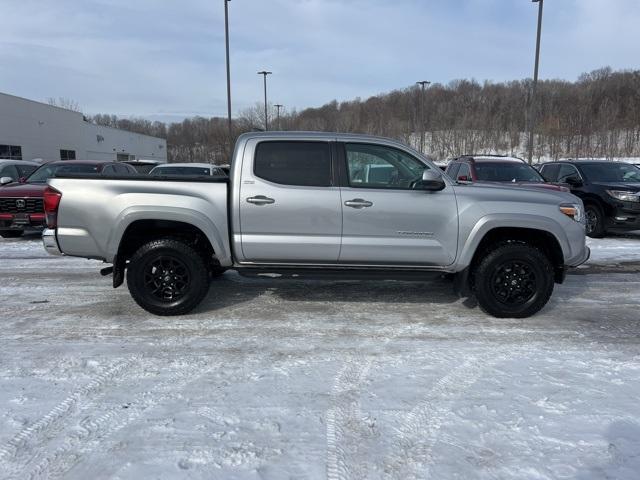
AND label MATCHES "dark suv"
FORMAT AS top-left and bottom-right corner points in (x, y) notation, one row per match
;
(445, 155), (568, 192)
(539, 160), (640, 237)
